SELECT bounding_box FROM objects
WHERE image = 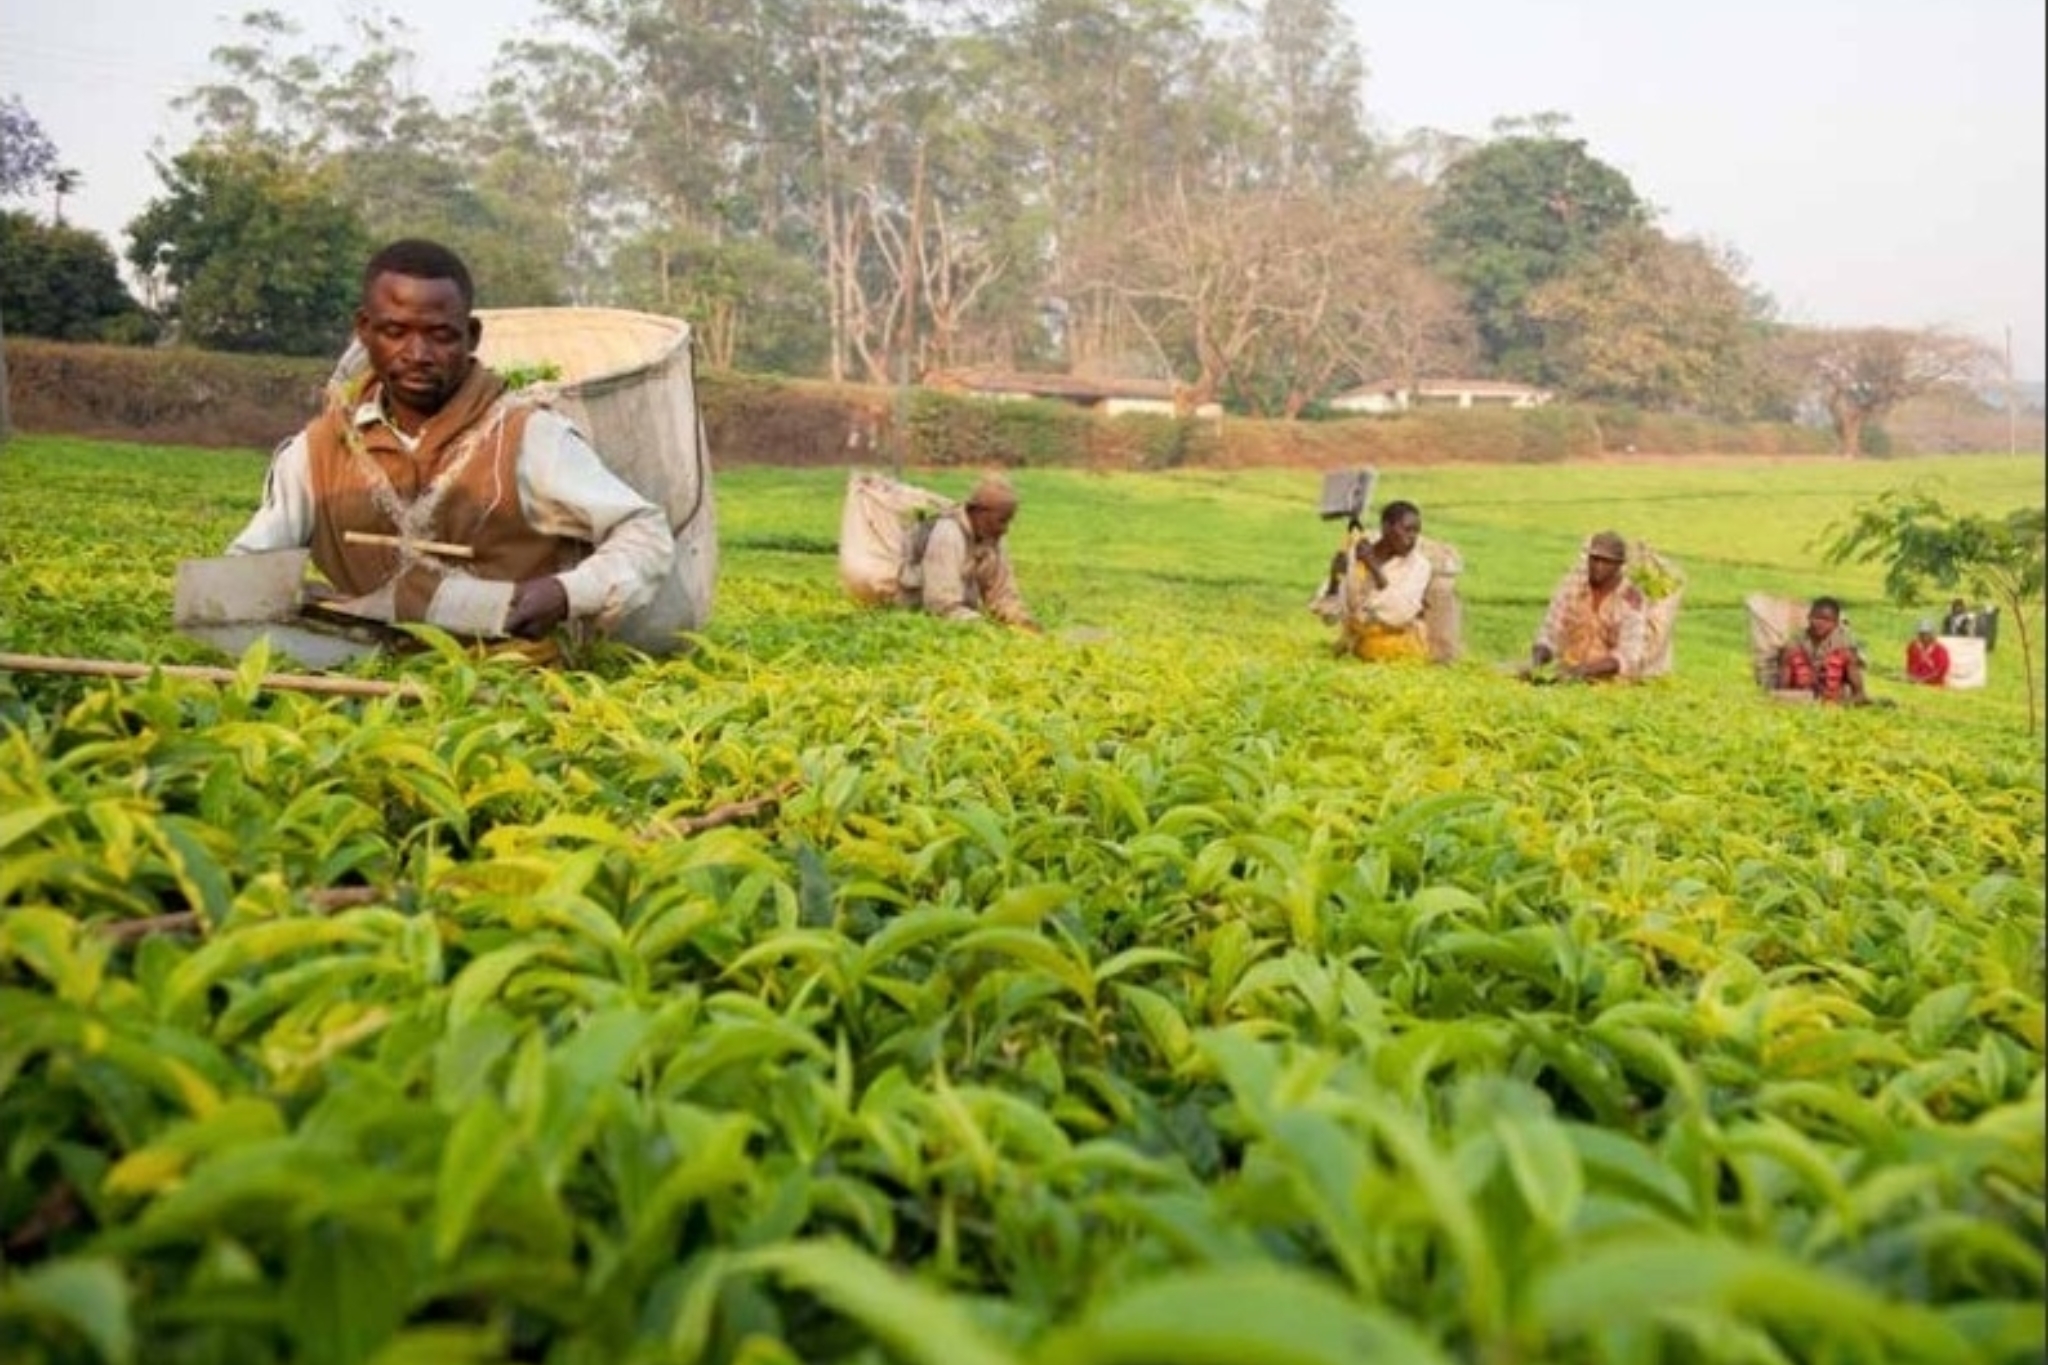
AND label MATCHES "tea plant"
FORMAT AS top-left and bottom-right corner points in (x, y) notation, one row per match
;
(0, 439), (2041, 1364)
